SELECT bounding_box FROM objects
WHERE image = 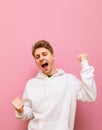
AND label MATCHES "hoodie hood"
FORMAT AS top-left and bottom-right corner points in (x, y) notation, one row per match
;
(36, 69), (65, 79)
